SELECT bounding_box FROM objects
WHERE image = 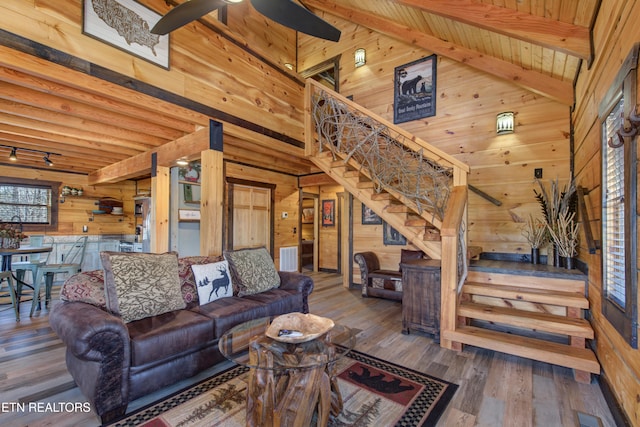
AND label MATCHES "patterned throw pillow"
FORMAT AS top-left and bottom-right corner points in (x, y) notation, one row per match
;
(192, 260), (234, 305)
(101, 251), (185, 323)
(224, 247), (280, 296)
(178, 255), (224, 307)
(59, 270), (107, 309)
